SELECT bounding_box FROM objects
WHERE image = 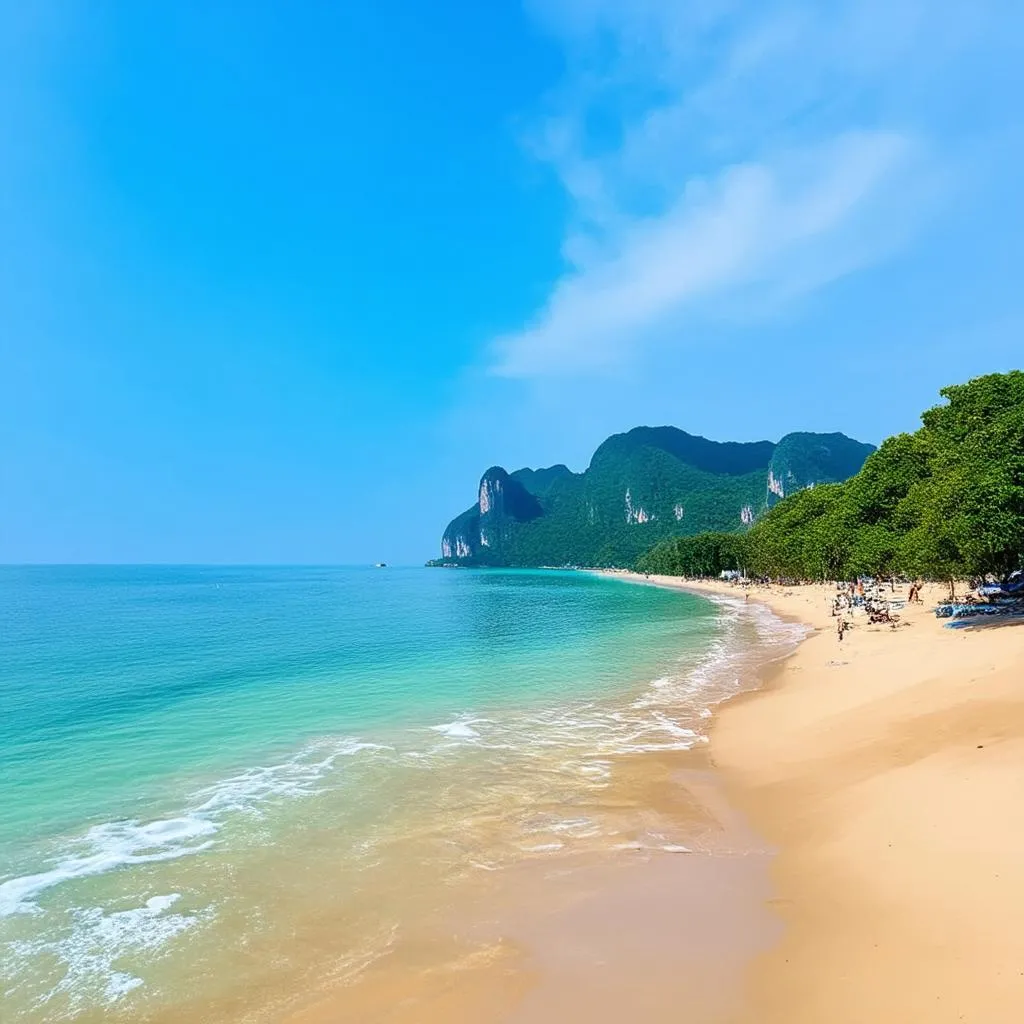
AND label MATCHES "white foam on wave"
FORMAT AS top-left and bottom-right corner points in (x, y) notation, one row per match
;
(622, 590), (808, 744)
(0, 819), (215, 918)
(477, 588), (806, 767)
(191, 737), (389, 817)
(6, 892), (207, 1012)
(377, 593), (805, 785)
(1, 736), (389, 919)
(521, 814), (600, 841)
(548, 817), (598, 835)
(429, 717), (486, 740)
(1, 591), (810, 1009)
